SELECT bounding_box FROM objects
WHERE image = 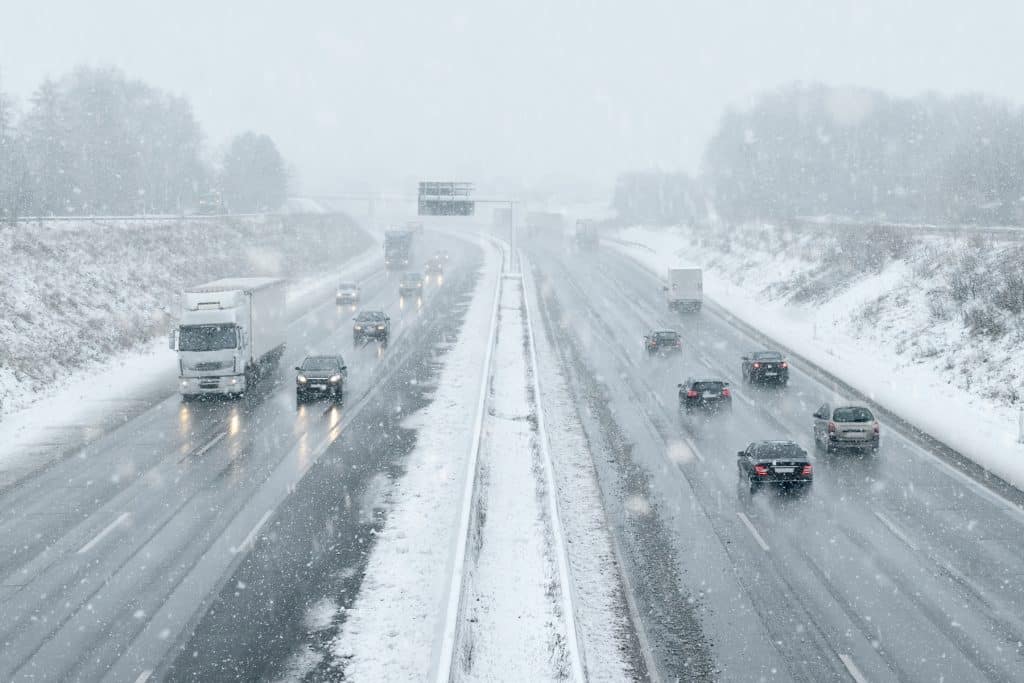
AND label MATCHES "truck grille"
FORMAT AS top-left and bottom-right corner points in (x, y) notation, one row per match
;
(192, 361), (228, 372)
